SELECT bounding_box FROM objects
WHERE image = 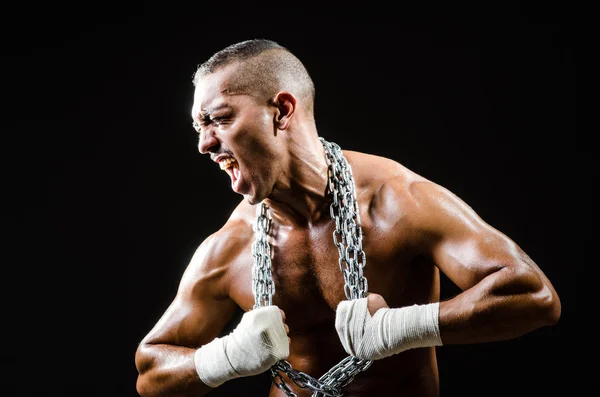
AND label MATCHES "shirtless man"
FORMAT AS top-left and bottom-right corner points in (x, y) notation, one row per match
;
(134, 38), (561, 397)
